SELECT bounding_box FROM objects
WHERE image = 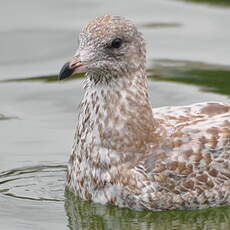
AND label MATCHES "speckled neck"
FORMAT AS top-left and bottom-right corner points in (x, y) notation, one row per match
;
(78, 68), (160, 154)
(68, 67), (163, 200)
